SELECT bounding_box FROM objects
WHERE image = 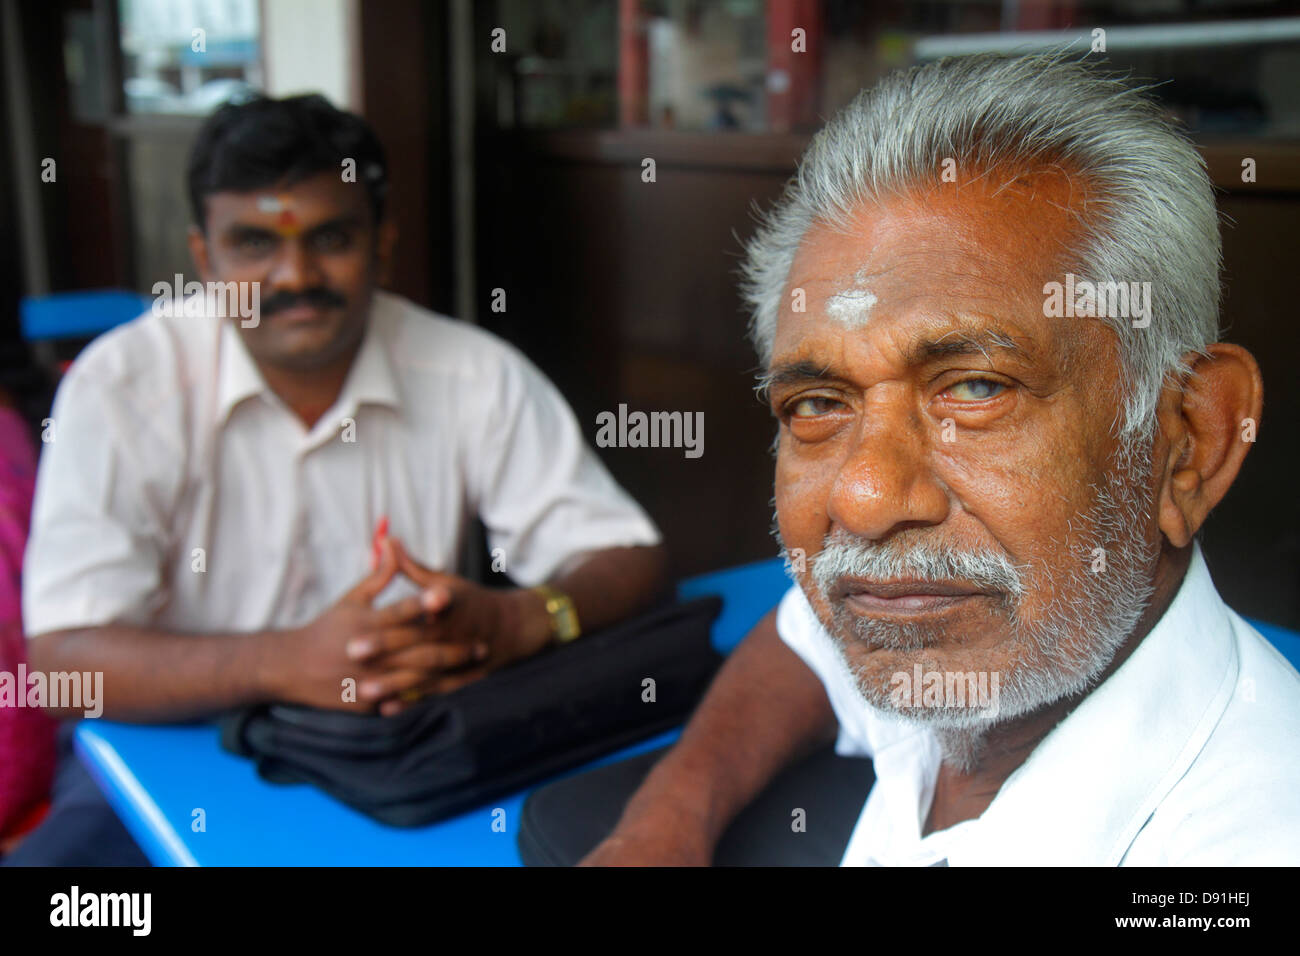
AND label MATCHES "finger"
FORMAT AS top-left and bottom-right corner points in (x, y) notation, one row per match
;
(378, 688), (434, 717)
(370, 586), (449, 628)
(373, 535), (398, 577)
(376, 665), (490, 716)
(345, 625), (426, 661)
(357, 668), (426, 704)
(370, 516), (390, 570)
(428, 665), (490, 695)
(376, 673), (441, 716)
(371, 535), (395, 572)
(390, 537), (436, 585)
(351, 537), (399, 604)
(379, 640), (489, 673)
